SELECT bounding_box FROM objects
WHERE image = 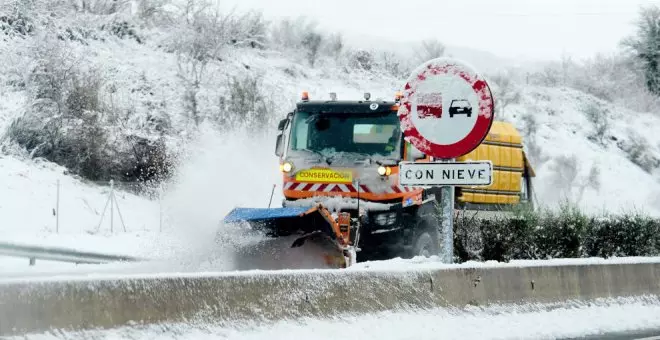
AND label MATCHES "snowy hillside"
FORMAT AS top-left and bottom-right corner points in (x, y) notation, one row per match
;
(502, 86), (660, 216)
(0, 154), (162, 271)
(0, 0), (659, 270)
